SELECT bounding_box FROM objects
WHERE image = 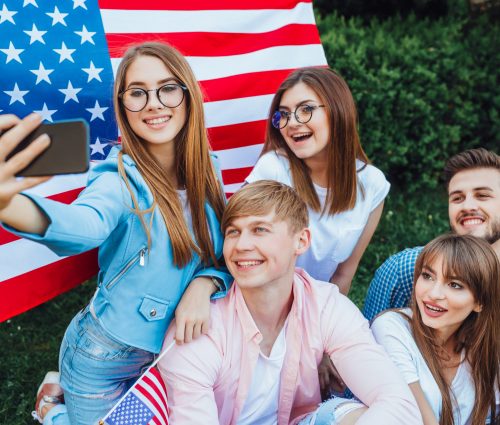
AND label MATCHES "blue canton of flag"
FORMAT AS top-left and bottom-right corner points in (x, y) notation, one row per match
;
(107, 392), (154, 425)
(101, 363), (171, 425)
(0, 0), (117, 160)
